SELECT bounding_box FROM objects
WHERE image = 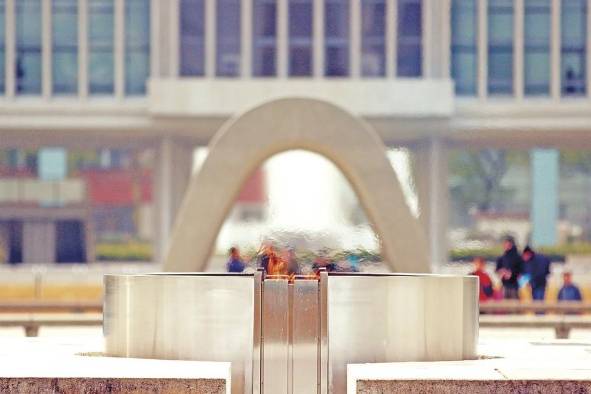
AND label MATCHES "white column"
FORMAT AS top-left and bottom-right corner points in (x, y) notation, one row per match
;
(514, 0), (524, 99)
(414, 137), (449, 270)
(170, 0), (180, 77)
(421, 0), (433, 78)
(114, 0), (125, 98)
(439, 0), (451, 79)
(277, 0), (288, 77)
(477, 0), (488, 99)
(150, 0), (160, 78)
(587, 0), (591, 97)
(349, 0), (361, 78)
(550, 0), (560, 100)
(42, 0), (51, 99)
(5, 0), (15, 98)
(79, 0), (89, 98)
(205, 0), (216, 77)
(386, 0), (396, 78)
(153, 138), (194, 263)
(155, 137), (173, 263)
(241, 0), (253, 77)
(313, 0), (324, 77)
